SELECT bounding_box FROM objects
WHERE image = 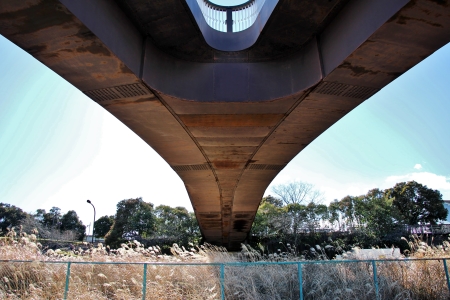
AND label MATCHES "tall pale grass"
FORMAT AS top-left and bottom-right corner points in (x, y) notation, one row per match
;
(1, 229), (450, 299)
(206, 241), (450, 299)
